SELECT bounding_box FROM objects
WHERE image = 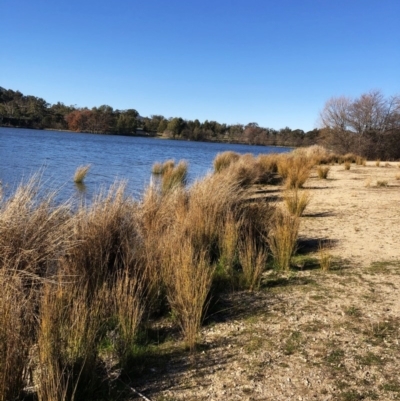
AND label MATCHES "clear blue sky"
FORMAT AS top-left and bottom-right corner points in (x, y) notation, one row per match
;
(1, 0), (399, 131)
